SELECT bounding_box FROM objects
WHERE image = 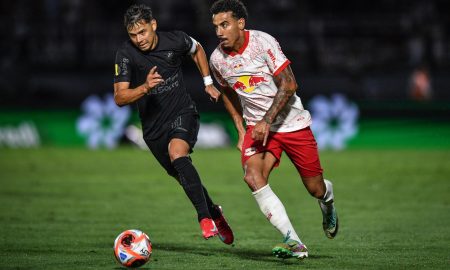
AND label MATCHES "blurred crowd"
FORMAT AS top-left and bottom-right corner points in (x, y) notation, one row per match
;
(1, 0), (449, 109)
